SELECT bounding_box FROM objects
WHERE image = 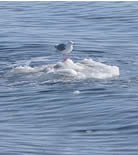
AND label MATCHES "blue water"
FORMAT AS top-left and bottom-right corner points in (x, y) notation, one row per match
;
(0, 2), (138, 155)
